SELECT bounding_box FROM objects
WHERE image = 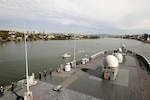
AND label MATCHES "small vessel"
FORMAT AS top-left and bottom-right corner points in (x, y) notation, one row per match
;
(62, 53), (71, 58)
